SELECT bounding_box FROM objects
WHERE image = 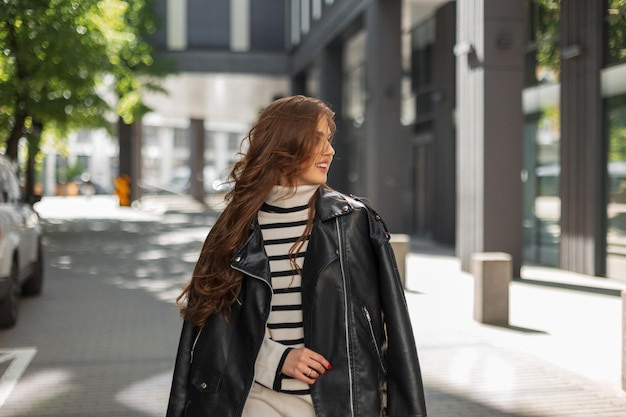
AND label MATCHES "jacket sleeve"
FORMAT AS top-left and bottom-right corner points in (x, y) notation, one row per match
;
(166, 320), (196, 417)
(367, 210), (428, 417)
